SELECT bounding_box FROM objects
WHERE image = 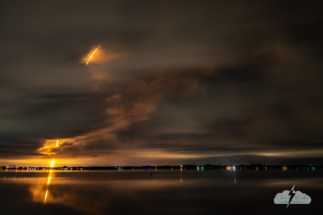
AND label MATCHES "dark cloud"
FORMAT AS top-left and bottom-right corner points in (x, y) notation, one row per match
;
(0, 138), (43, 158)
(1, 1), (323, 165)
